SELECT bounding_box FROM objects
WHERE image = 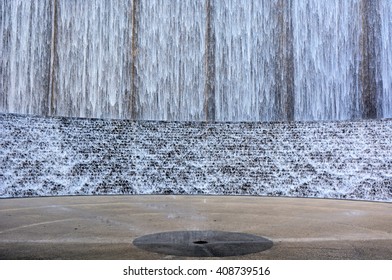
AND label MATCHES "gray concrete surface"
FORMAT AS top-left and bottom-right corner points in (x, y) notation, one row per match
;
(0, 195), (391, 259)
